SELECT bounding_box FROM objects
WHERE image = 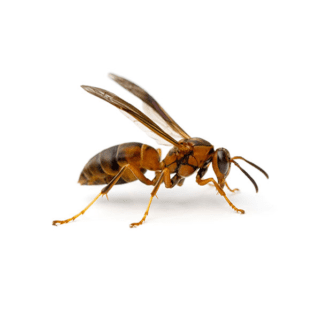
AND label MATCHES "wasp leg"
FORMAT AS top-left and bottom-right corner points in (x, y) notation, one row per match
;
(52, 165), (129, 226)
(163, 168), (182, 188)
(130, 171), (165, 228)
(121, 164), (162, 187)
(196, 176), (245, 214)
(152, 171), (162, 186)
(129, 168), (182, 228)
(225, 182), (239, 193)
(178, 178), (185, 187)
(125, 165), (155, 186)
(157, 148), (162, 158)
